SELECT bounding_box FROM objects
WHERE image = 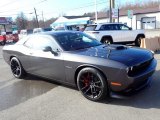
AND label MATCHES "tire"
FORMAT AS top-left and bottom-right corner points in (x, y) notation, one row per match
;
(77, 67), (108, 101)
(102, 37), (113, 44)
(135, 36), (144, 47)
(1, 41), (6, 45)
(10, 57), (26, 79)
